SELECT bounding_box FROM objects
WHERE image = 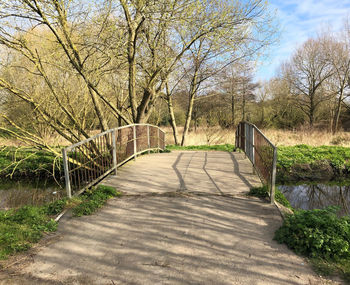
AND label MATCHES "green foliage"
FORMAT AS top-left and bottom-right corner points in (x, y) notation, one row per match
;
(0, 185), (120, 259)
(45, 198), (68, 215)
(72, 185), (121, 217)
(166, 144), (236, 152)
(0, 147), (62, 182)
(0, 205), (57, 259)
(275, 190), (292, 209)
(248, 185), (269, 198)
(277, 145), (350, 182)
(275, 206), (350, 260)
(278, 145), (350, 169)
(248, 185), (292, 209)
